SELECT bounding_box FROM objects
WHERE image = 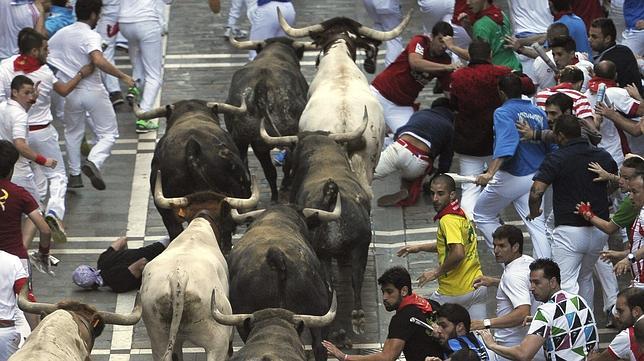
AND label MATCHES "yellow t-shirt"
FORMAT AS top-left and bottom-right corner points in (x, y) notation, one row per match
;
(436, 213), (483, 296)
